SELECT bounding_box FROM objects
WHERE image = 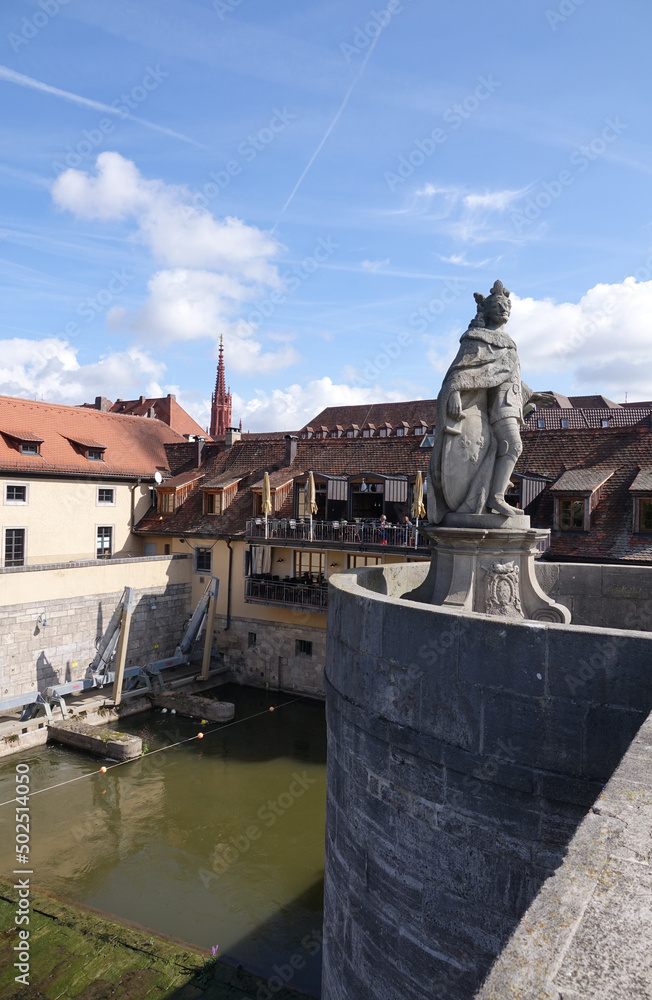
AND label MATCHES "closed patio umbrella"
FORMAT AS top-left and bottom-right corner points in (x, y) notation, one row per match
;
(411, 471), (426, 520)
(411, 470), (426, 548)
(307, 471), (318, 541)
(262, 471), (272, 538)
